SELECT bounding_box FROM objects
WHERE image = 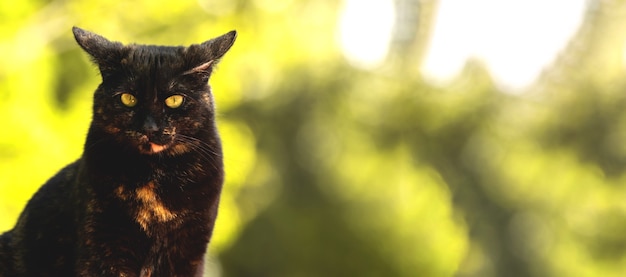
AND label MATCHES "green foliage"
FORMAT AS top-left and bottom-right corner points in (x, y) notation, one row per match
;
(1, 0), (626, 276)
